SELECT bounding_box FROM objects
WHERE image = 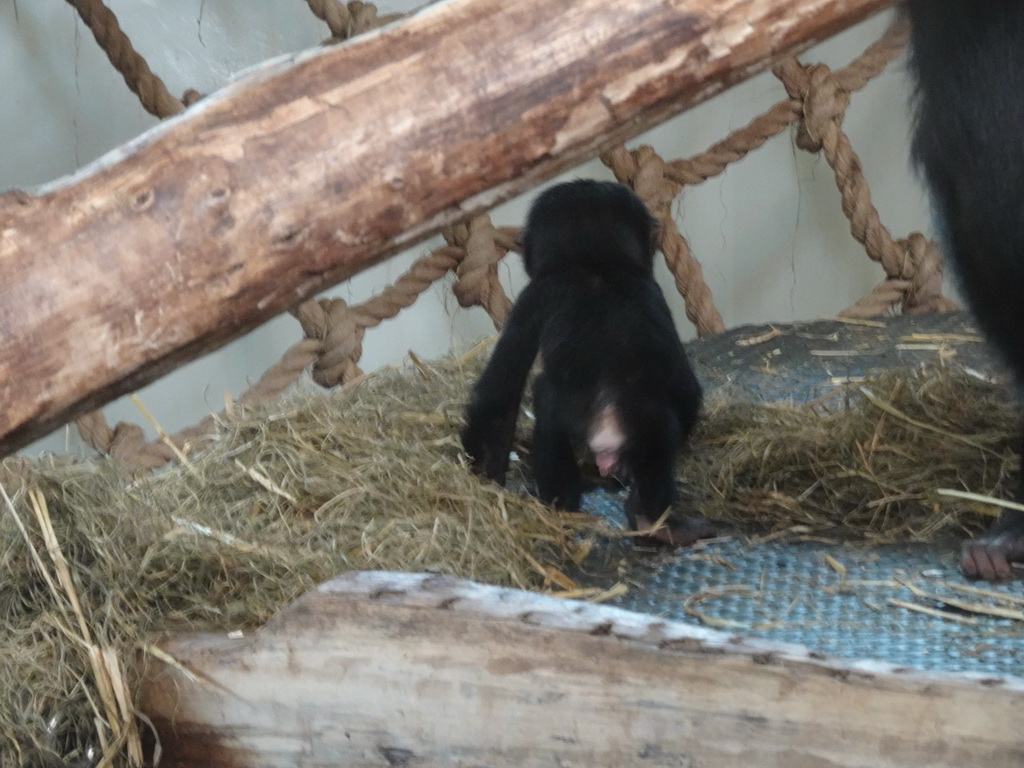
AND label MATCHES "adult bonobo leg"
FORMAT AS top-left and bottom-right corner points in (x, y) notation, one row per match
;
(906, 1), (1024, 580)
